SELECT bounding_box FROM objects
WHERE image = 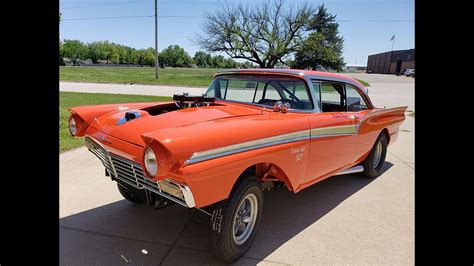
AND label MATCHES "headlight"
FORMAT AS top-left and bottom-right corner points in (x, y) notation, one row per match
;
(69, 117), (77, 136)
(144, 147), (158, 176)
